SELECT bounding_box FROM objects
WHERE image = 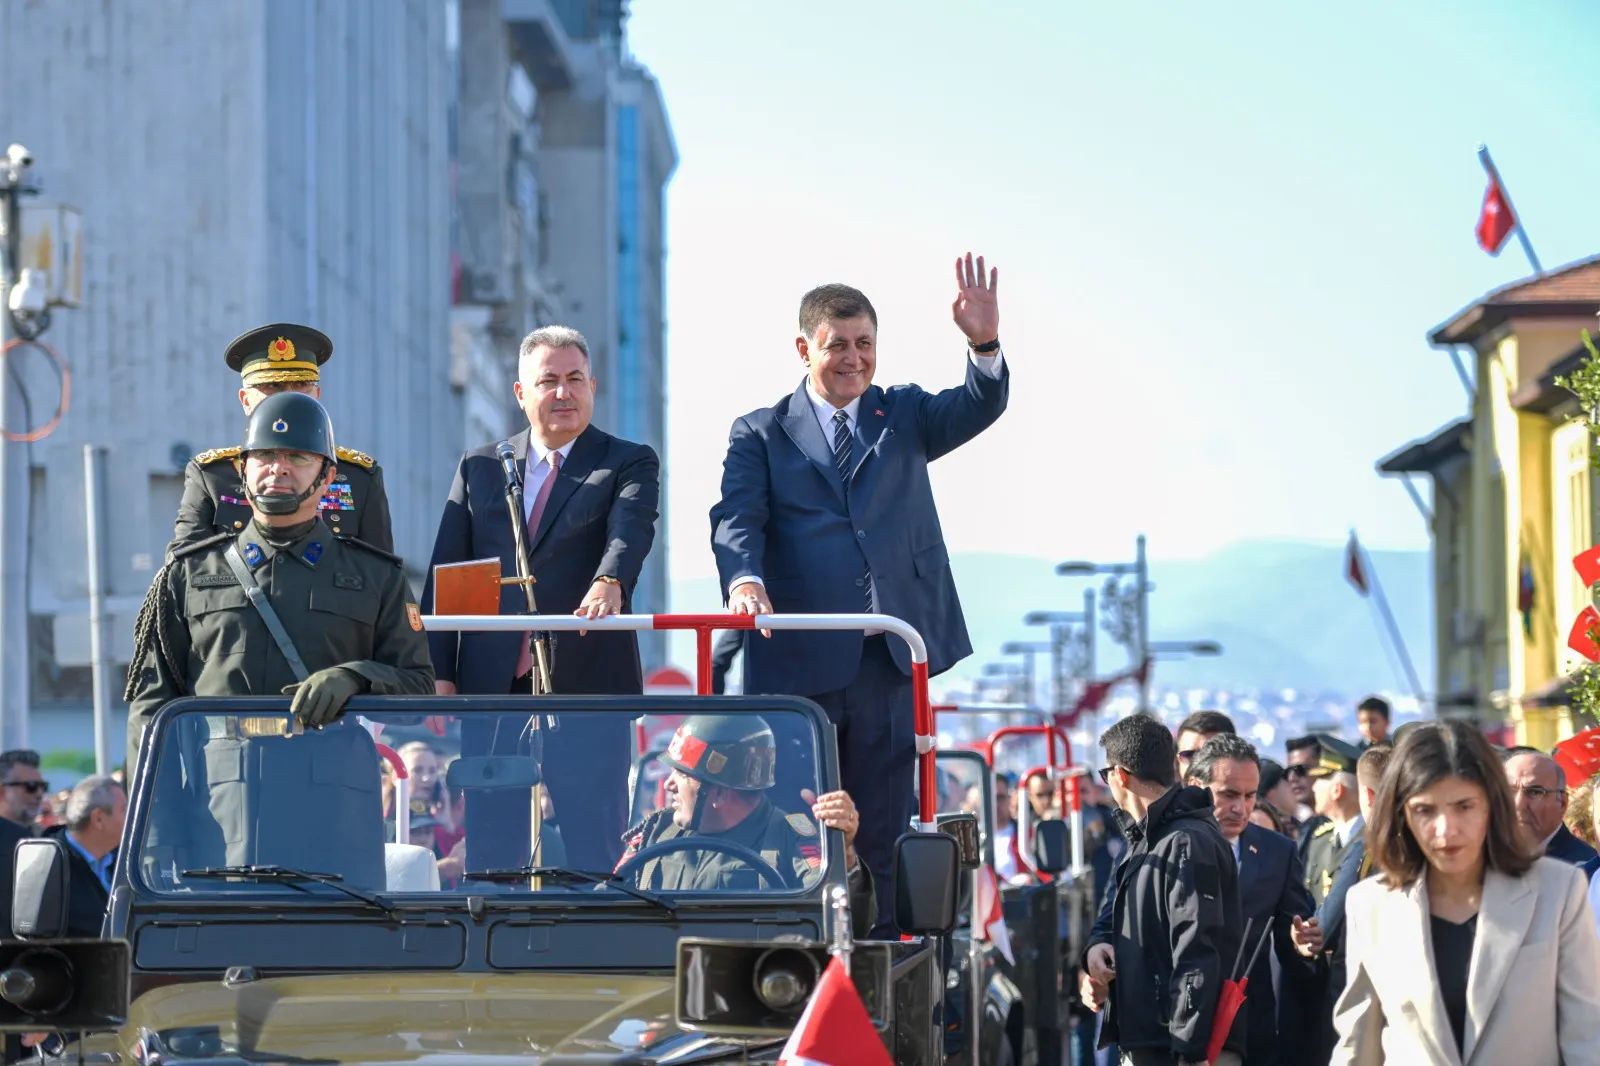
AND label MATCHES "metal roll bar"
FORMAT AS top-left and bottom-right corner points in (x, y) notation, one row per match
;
(373, 742), (410, 844)
(420, 612), (940, 831)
